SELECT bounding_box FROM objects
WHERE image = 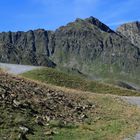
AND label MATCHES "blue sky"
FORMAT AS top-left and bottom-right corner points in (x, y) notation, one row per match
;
(0, 0), (139, 32)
